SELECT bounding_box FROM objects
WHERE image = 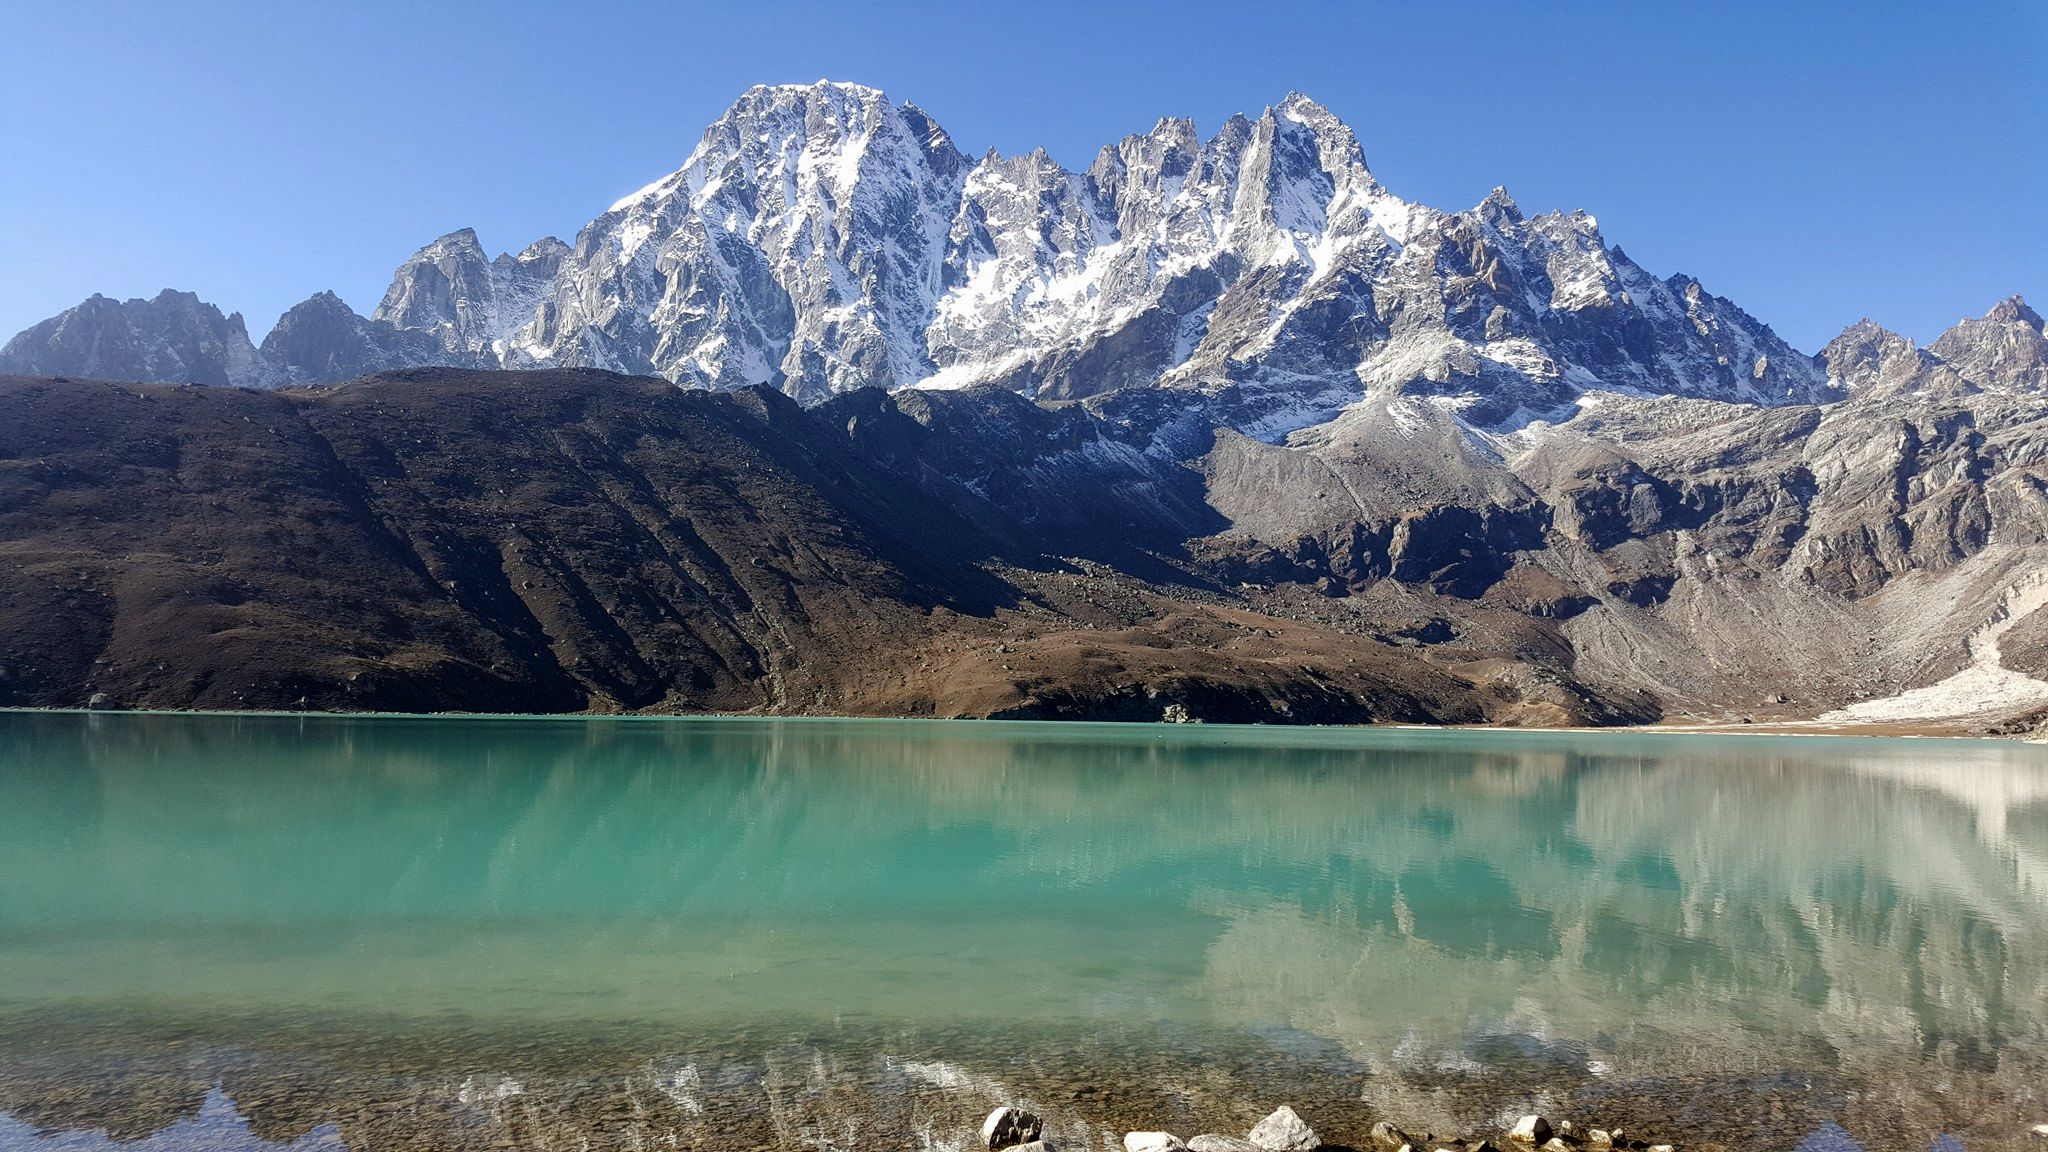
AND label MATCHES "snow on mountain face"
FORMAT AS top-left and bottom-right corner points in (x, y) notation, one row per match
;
(461, 81), (1832, 422)
(508, 82), (971, 401)
(0, 81), (1865, 416)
